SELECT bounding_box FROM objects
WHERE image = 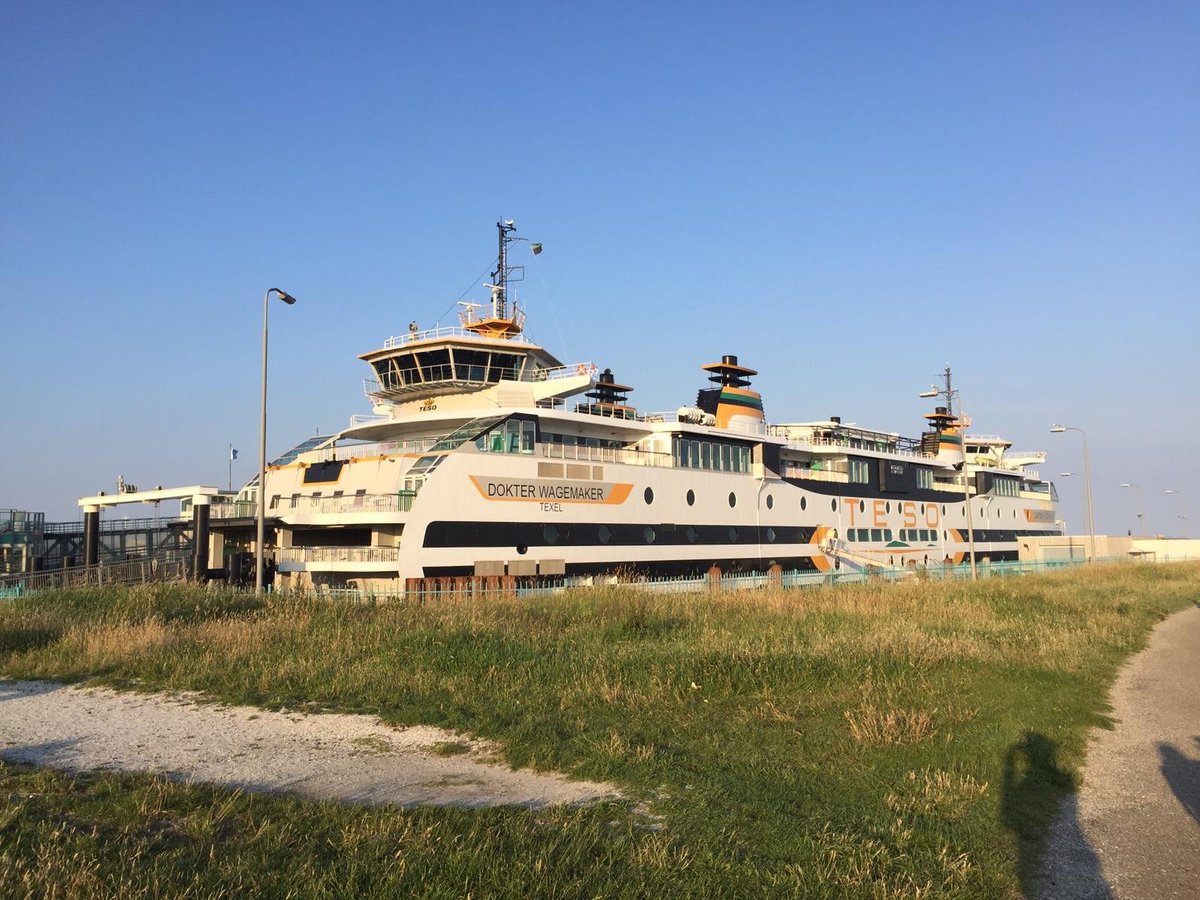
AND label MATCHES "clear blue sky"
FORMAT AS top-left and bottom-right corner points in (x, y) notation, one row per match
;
(2, 1), (1197, 535)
